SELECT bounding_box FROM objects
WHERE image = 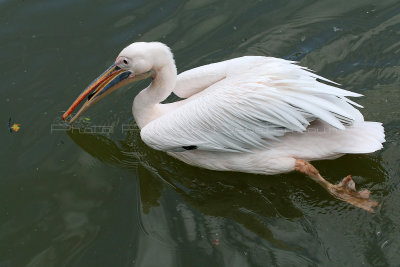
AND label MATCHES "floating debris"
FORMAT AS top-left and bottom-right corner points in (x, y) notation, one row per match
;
(212, 238), (219, 246)
(8, 117), (21, 133)
(333, 26), (343, 32)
